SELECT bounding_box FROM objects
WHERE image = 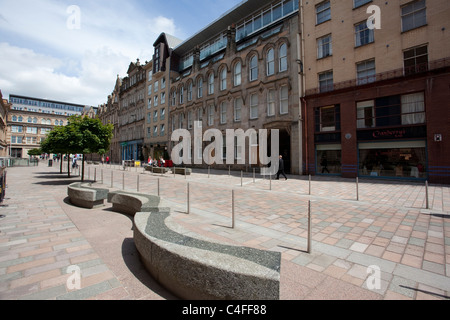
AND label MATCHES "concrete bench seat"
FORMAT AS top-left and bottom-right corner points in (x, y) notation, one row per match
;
(67, 182), (109, 209)
(107, 191), (170, 216)
(144, 166), (170, 174)
(171, 167), (192, 175)
(134, 210), (281, 300)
